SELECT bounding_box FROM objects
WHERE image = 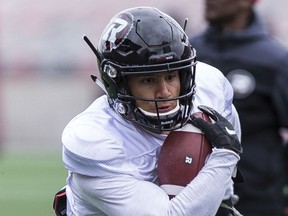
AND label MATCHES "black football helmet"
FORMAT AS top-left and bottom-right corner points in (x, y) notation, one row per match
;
(86, 7), (197, 133)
